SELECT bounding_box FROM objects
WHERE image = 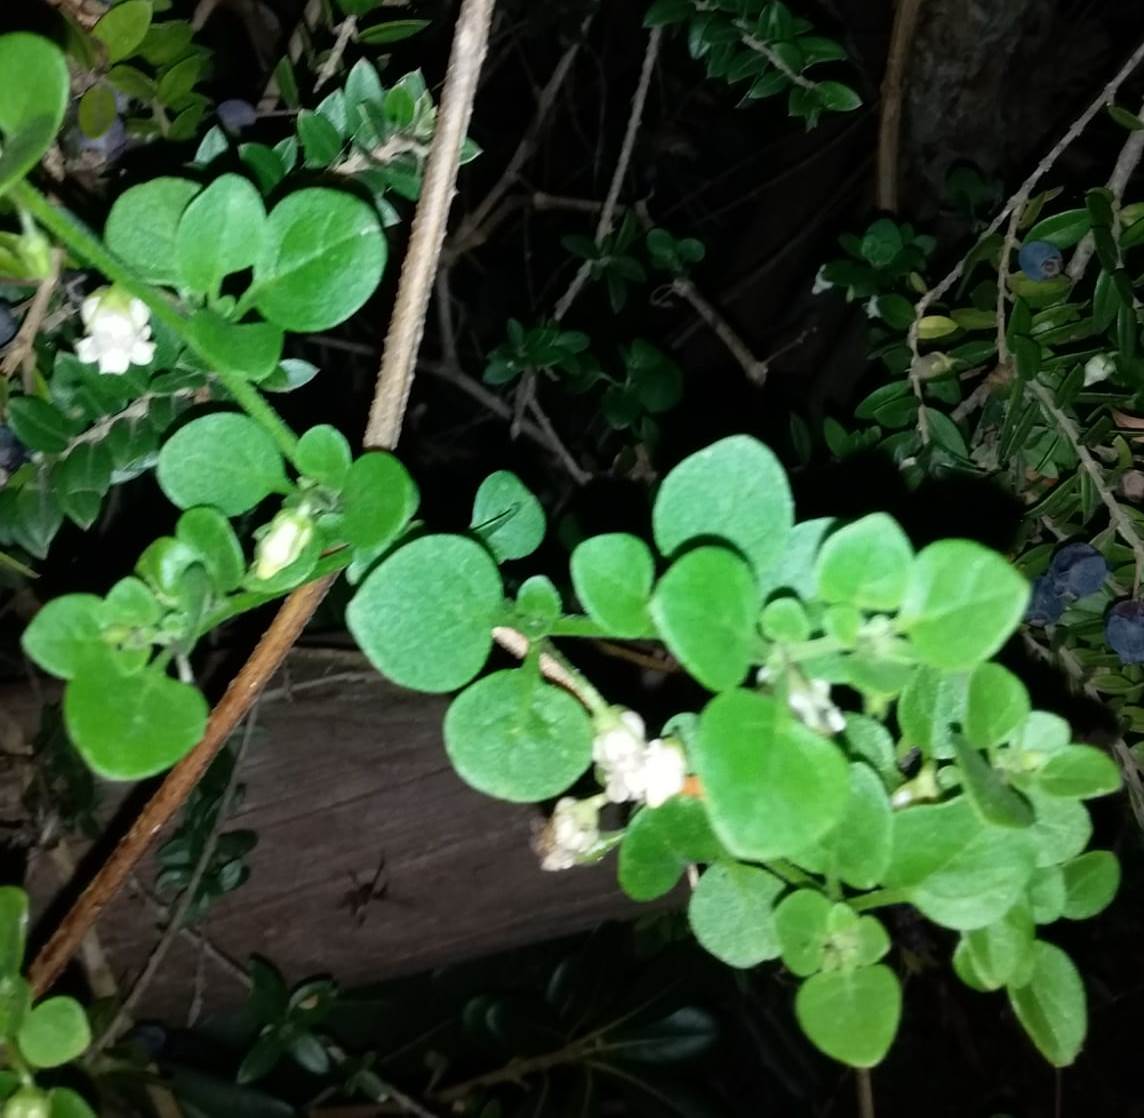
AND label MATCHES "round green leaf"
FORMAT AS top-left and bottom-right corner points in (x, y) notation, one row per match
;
(1038, 746), (1121, 799)
(21, 595), (106, 680)
(0, 887), (28, 979)
(898, 540), (1030, 669)
(347, 534), (502, 693)
(815, 513), (913, 611)
(695, 690), (849, 860)
(92, 1), (153, 62)
(105, 178), (202, 286)
(16, 997), (90, 1068)
(176, 507), (246, 592)
(296, 425), (352, 489)
(688, 863), (784, 968)
(652, 435), (793, 578)
(650, 546), (758, 692)
(341, 452), (419, 554)
(1060, 850), (1119, 919)
(64, 664), (208, 780)
(444, 670), (591, 802)
(48, 1089), (98, 1118)
(963, 905), (1035, 990)
(175, 174), (267, 295)
(1027, 789), (1091, 868)
(795, 966), (901, 1068)
(157, 414), (287, 516)
(471, 471), (545, 562)
(775, 888), (832, 976)
(760, 597), (810, 642)
(814, 763), (893, 889)
(965, 663), (1031, 748)
(0, 35), (69, 198)
(1028, 865), (1067, 924)
(618, 797), (725, 901)
(953, 736), (1034, 829)
(570, 533), (654, 637)
(254, 189), (386, 331)
(1007, 942), (1086, 1067)
(186, 310), (283, 381)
